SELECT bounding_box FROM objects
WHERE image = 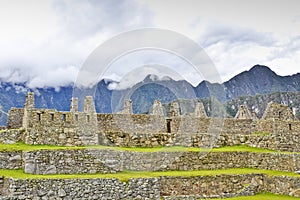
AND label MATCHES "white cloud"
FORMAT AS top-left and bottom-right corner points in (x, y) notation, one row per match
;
(101, 49), (206, 87)
(27, 65), (79, 89)
(0, 0), (299, 89)
(107, 65), (183, 90)
(0, 0), (153, 88)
